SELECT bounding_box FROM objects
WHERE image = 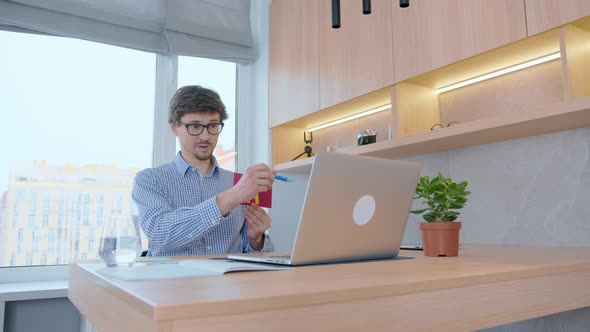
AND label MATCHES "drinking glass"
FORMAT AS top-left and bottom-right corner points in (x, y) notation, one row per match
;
(98, 215), (142, 267)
